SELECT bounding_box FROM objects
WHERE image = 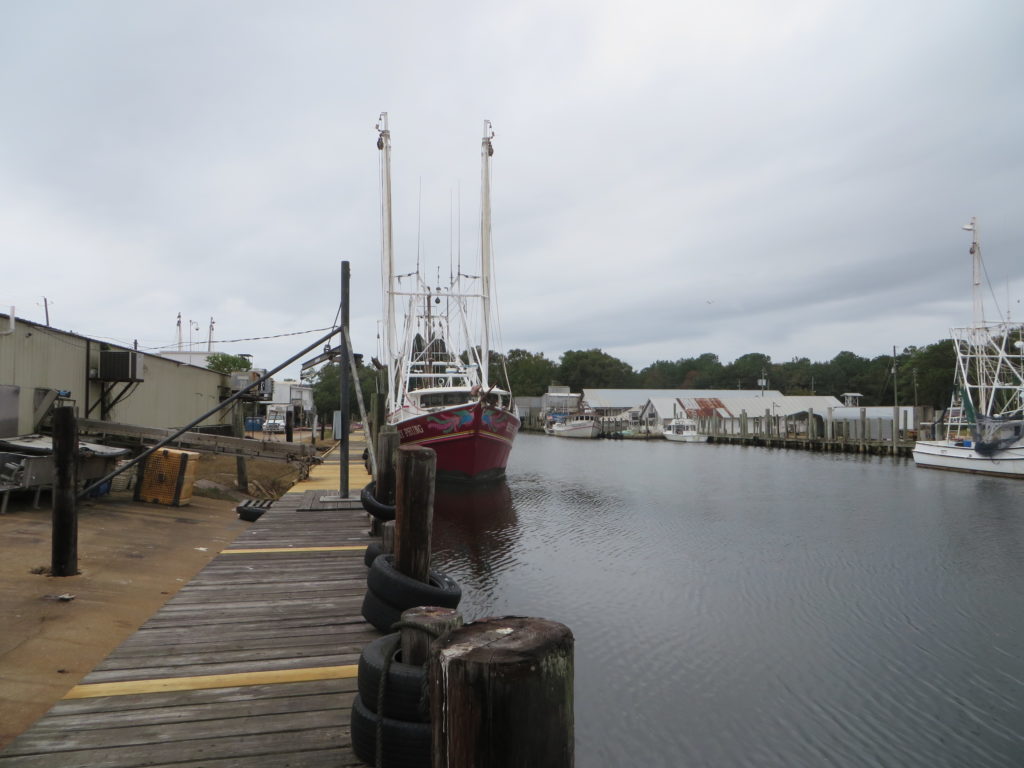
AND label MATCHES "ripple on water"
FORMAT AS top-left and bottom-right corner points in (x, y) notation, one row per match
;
(434, 435), (1024, 766)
